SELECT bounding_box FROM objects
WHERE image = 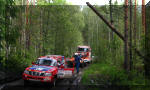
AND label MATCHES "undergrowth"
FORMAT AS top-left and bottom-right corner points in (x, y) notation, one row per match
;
(81, 60), (147, 89)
